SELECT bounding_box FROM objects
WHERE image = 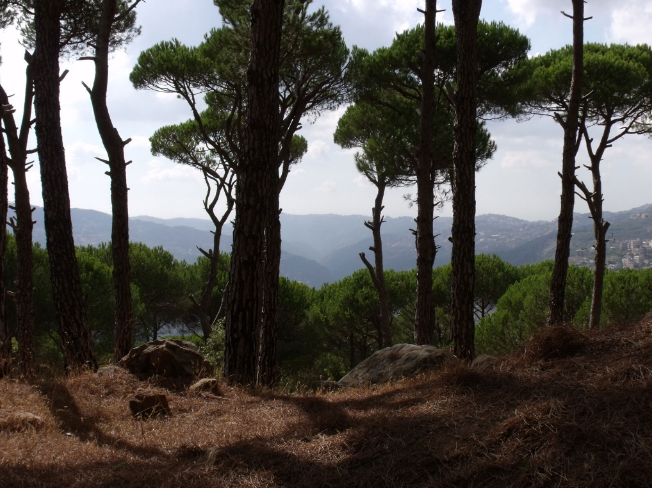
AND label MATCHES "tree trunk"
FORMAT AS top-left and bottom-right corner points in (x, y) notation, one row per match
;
(0, 121), (8, 374)
(360, 182), (392, 348)
(86, 0), (134, 362)
(415, 0), (438, 346)
(590, 220), (608, 329)
(450, 0), (482, 361)
(575, 121), (612, 330)
(547, 0), (585, 326)
(1, 65), (36, 379)
(224, 0), (284, 386)
(33, 0), (97, 371)
(257, 187), (281, 386)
